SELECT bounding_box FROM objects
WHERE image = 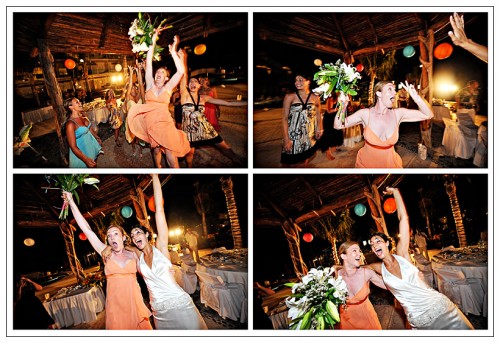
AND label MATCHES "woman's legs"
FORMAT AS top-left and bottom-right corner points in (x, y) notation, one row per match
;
(164, 150), (180, 168)
(114, 128), (121, 146)
(153, 147), (163, 168)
